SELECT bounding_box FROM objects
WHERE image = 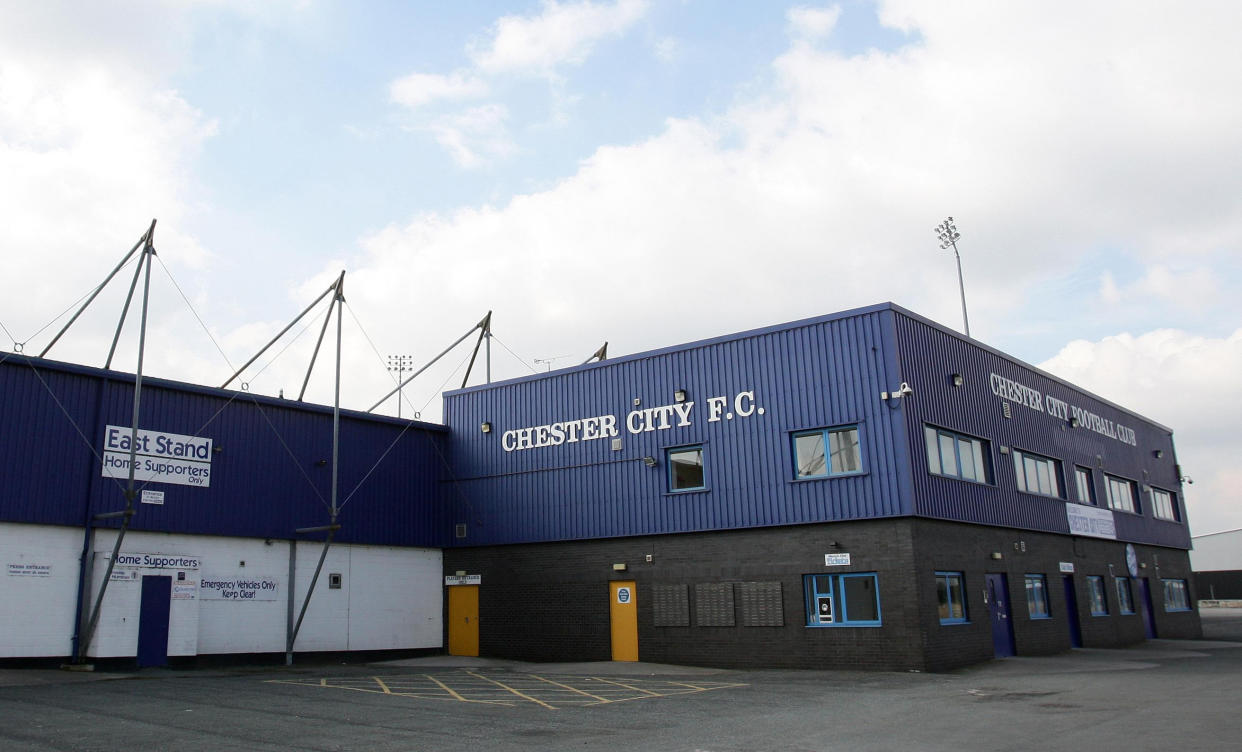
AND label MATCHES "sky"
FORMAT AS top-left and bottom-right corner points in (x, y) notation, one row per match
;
(1, 1), (1240, 536)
